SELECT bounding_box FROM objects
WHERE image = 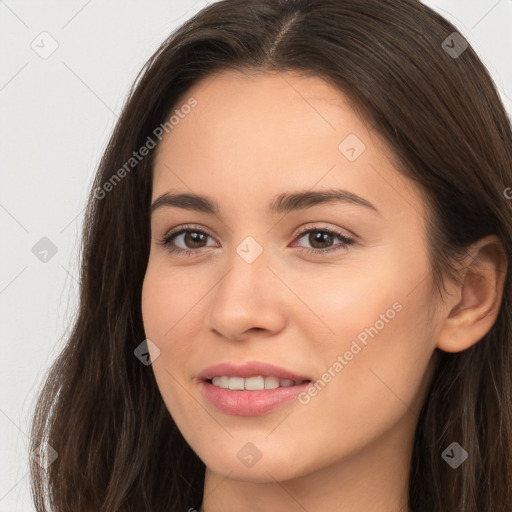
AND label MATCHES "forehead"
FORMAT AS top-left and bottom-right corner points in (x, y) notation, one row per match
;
(151, 69), (425, 223)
